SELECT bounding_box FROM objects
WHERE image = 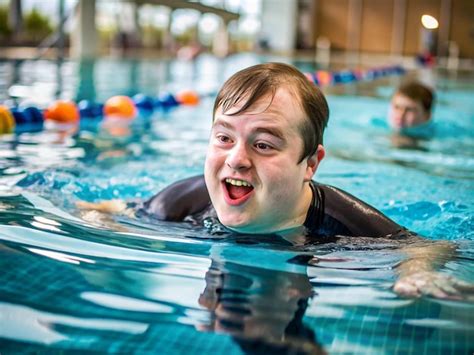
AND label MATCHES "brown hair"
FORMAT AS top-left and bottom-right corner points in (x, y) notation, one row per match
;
(396, 81), (435, 113)
(213, 62), (329, 163)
